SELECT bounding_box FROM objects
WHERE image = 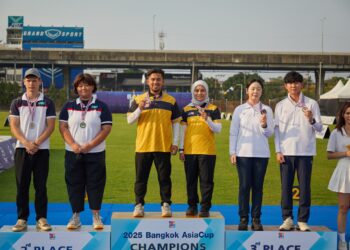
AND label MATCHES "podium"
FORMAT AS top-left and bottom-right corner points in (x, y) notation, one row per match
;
(111, 212), (225, 250)
(225, 225), (337, 250)
(0, 226), (110, 250)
